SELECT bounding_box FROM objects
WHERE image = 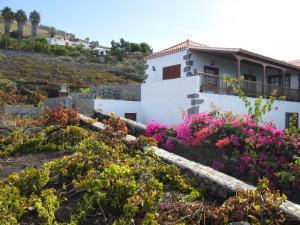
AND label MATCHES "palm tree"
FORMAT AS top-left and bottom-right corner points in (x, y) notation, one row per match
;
(29, 10), (40, 37)
(14, 9), (27, 38)
(1, 7), (14, 35)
